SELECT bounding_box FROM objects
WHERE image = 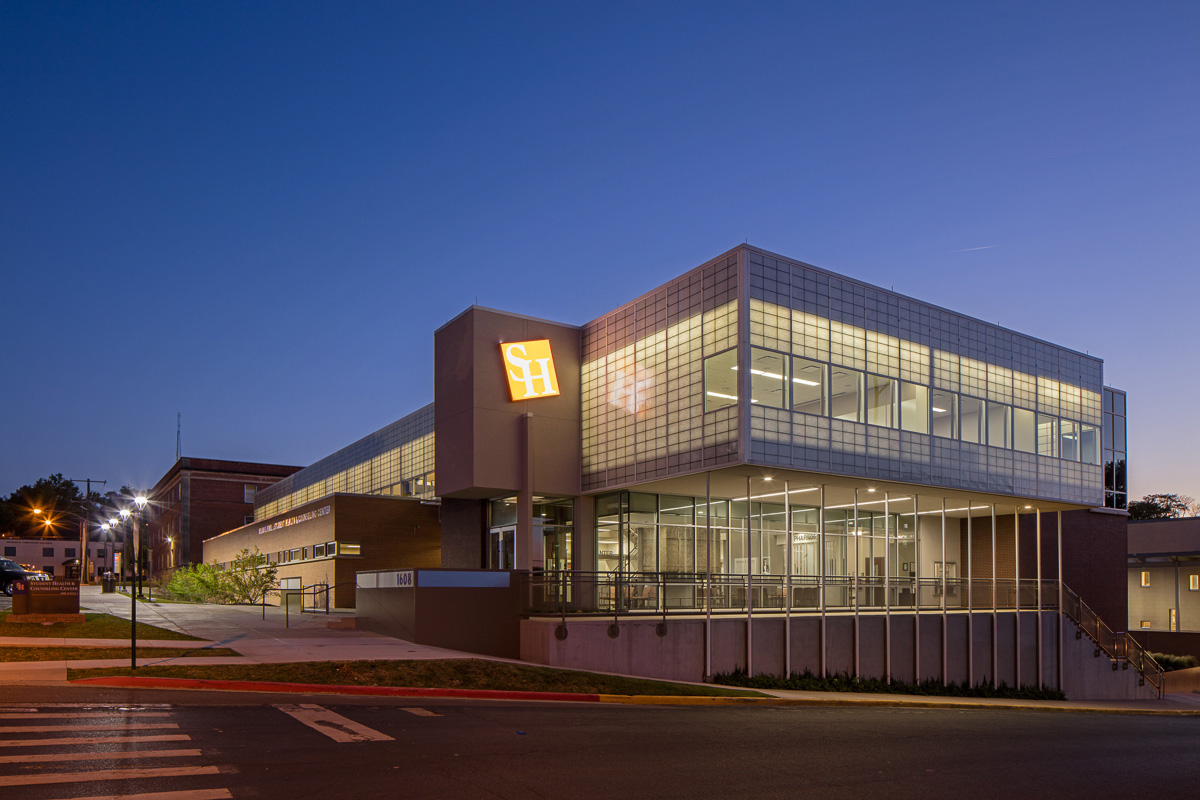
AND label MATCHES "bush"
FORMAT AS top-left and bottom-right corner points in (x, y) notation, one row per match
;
(1150, 652), (1199, 672)
(161, 548), (276, 605)
(712, 668), (1067, 701)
